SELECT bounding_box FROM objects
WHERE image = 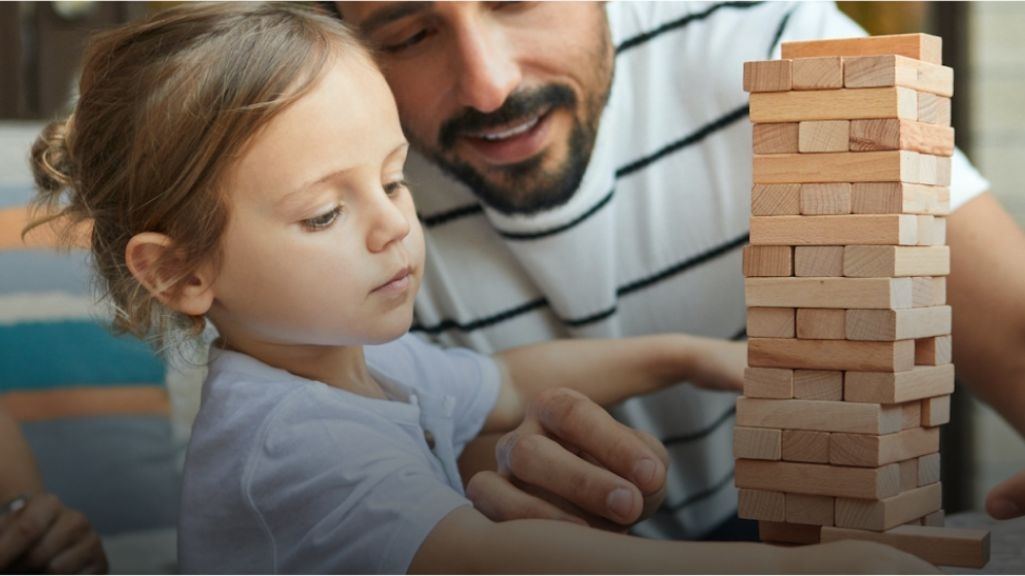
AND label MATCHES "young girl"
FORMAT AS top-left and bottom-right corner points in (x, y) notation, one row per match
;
(26, 3), (933, 574)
